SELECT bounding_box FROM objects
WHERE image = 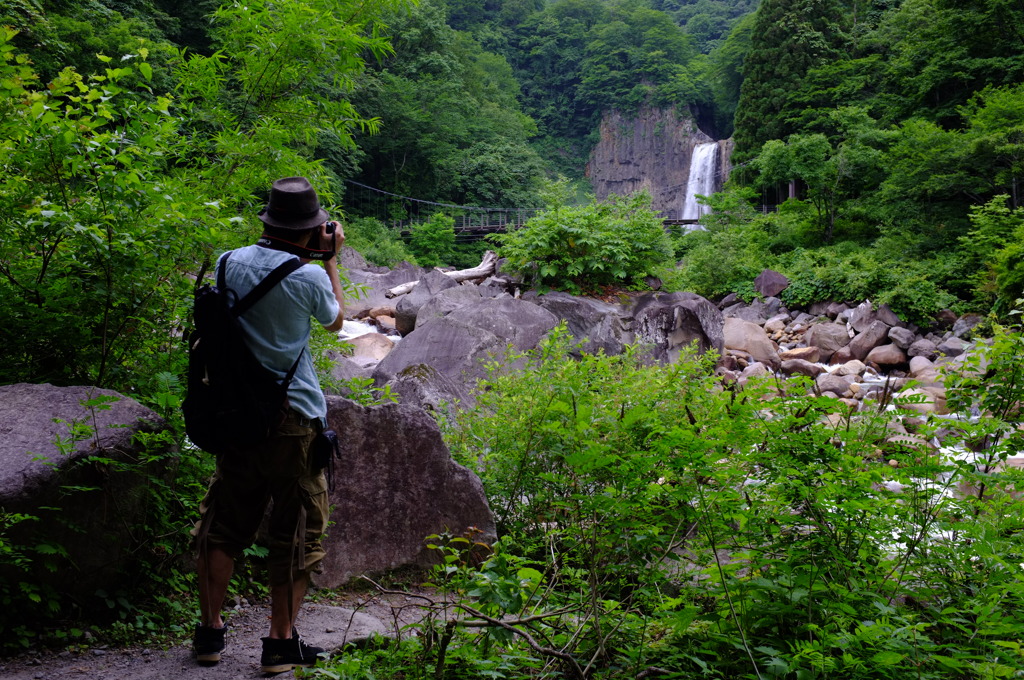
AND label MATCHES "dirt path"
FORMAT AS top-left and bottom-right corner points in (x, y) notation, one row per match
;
(0, 591), (434, 680)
